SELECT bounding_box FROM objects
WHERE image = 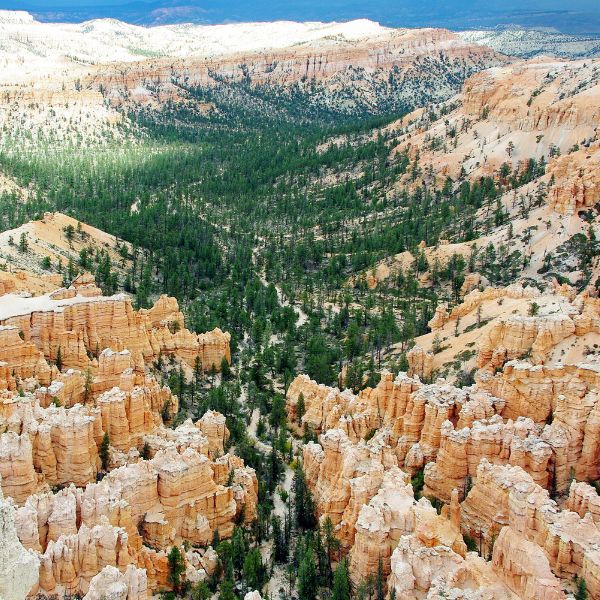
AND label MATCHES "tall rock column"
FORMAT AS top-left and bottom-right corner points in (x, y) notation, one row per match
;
(0, 477), (40, 600)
